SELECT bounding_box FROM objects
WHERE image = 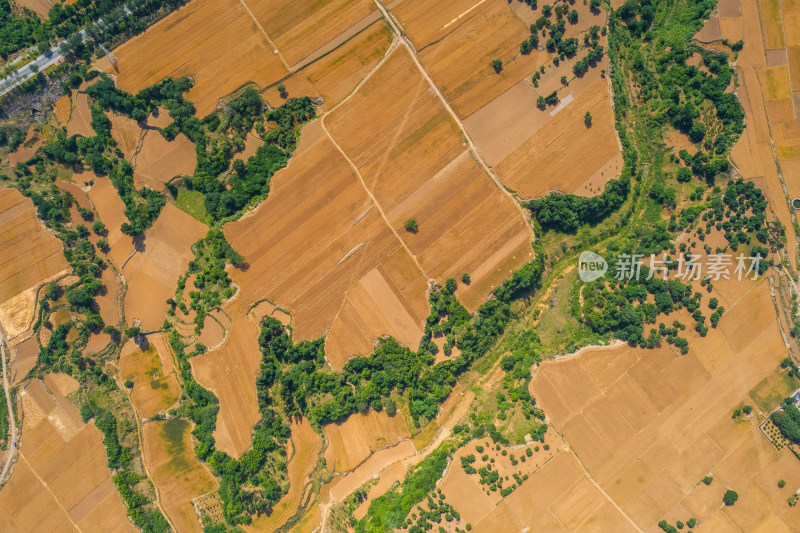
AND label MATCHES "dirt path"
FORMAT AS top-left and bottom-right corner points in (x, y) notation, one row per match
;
(0, 329), (18, 487)
(372, 0), (534, 240)
(564, 442), (644, 533)
(237, 0), (291, 71)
